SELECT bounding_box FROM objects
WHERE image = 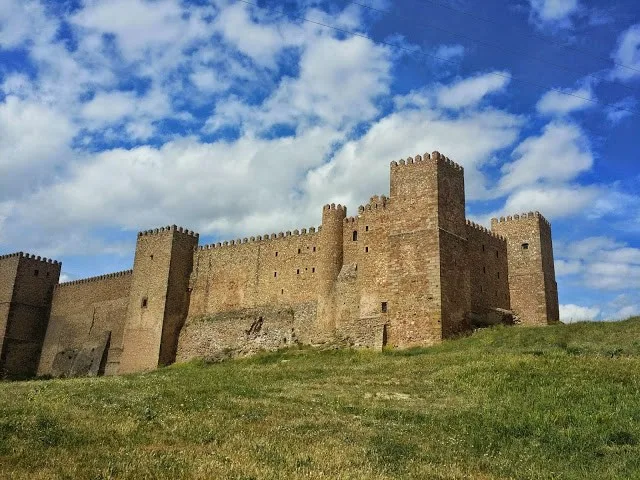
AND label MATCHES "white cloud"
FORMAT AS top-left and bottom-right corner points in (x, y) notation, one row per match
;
(555, 259), (583, 276)
(528, 0), (580, 28)
(0, 96), (75, 199)
(0, 0), (57, 49)
(208, 34), (393, 133)
(436, 72), (511, 109)
(536, 86), (594, 115)
(499, 121), (592, 191)
(609, 24), (640, 82)
(560, 303), (600, 323)
(71, 0), (208, 64)
(555, 237), (640, 292)
(496, 184), (598, 219)
(212, 1), (305, 69)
